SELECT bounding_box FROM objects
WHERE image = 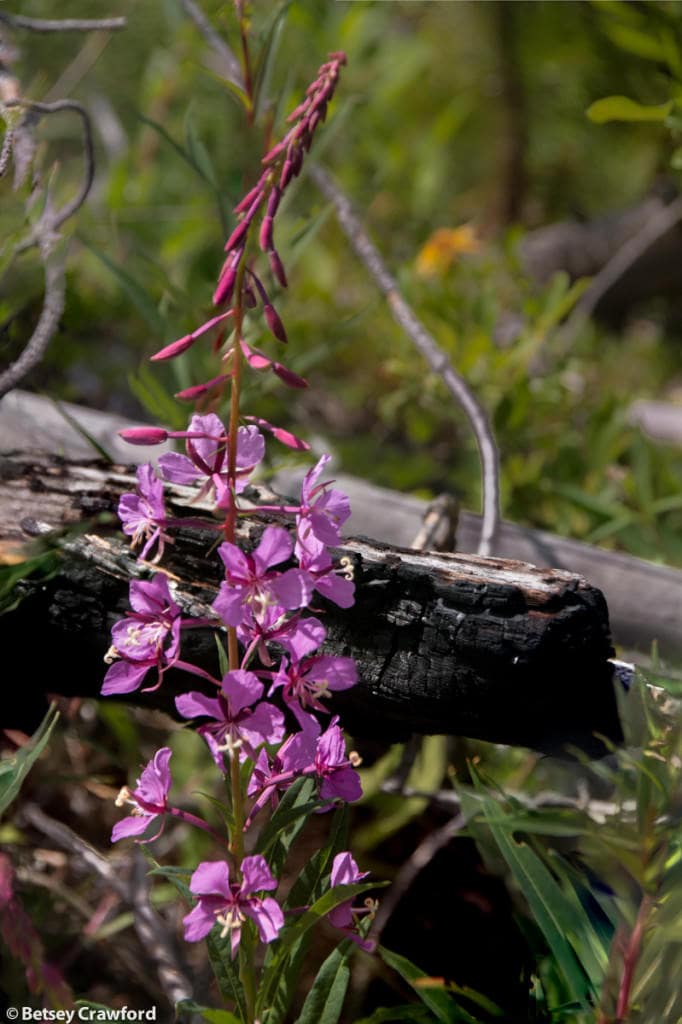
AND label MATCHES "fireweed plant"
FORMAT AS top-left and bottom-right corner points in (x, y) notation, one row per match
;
(102, 51), (381, 1021)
